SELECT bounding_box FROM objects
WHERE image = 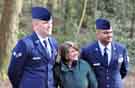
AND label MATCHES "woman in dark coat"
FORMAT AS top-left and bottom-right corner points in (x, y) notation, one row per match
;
(54, 41), (98, 88)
